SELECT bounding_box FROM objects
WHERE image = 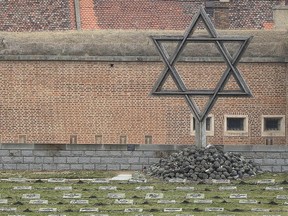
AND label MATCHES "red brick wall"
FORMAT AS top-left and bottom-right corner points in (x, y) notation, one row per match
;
(0, 61), (286, 145)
